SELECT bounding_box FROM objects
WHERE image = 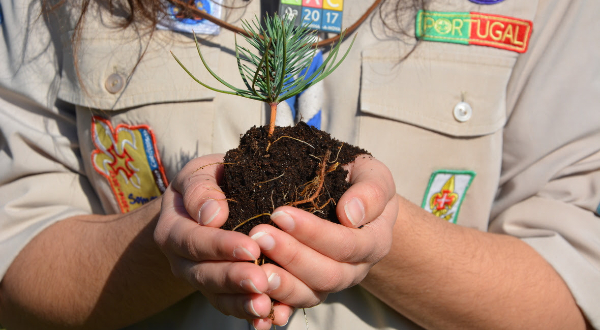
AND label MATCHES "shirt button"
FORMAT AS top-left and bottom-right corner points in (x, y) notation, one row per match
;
(105, 73), (124, 94)
(453, 102), (472, 122)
